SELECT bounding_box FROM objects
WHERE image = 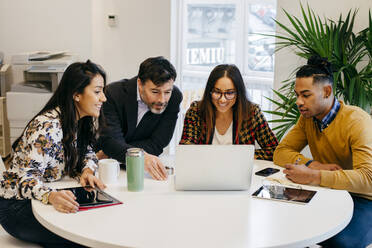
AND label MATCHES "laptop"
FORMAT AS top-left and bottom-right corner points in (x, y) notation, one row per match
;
(175, 145), (254, 191)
